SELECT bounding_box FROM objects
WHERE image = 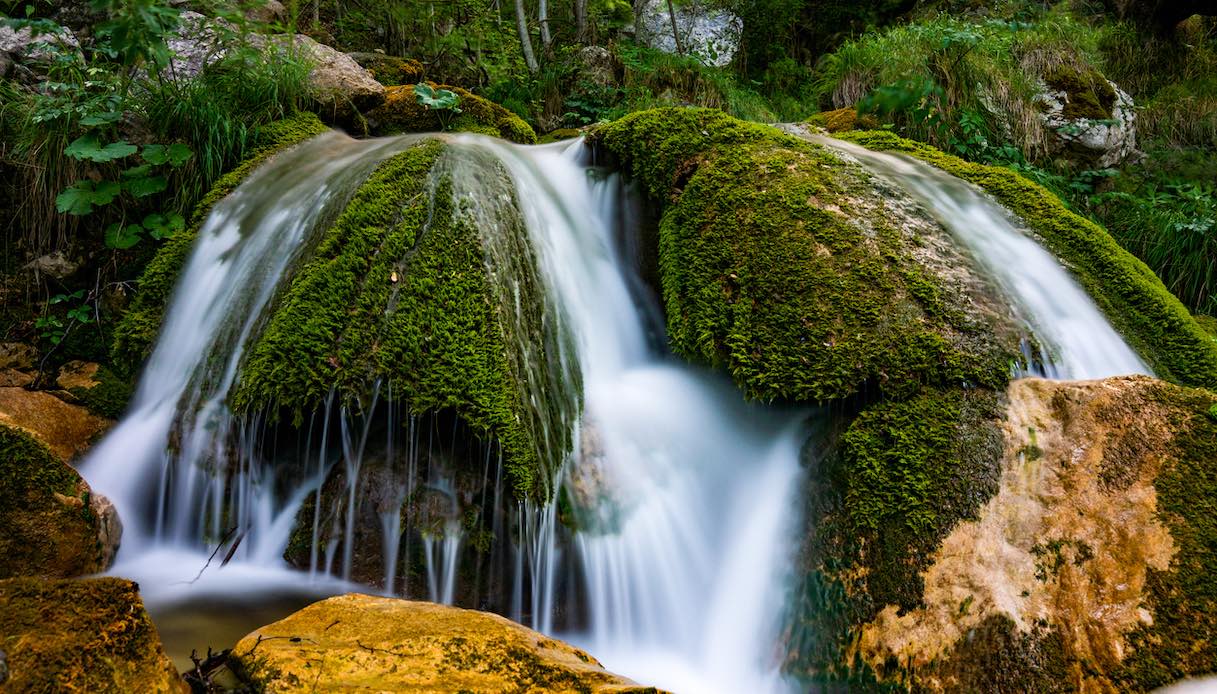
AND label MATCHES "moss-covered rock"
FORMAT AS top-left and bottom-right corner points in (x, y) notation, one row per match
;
(0, 425), (116, 579)
(0, 576), (182, 692)
(787, 376), (1217, 692)
(233, 141), (570, 500)
(228, 593), (654, 692)
(367, 83), (537, 144)
(837, 129), (1217, 390)
(806, 107), (878, 133)
(347, 52), (424, 86)
(111, 112), (331, 372)
(591, 107), (1022, 403)
(1043, 65), (1117, 121)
